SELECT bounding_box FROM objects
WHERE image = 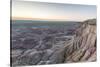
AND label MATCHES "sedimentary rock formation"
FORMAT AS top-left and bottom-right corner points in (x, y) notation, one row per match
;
(11, 19), (96, 66)
(65, 19), (96, 62)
